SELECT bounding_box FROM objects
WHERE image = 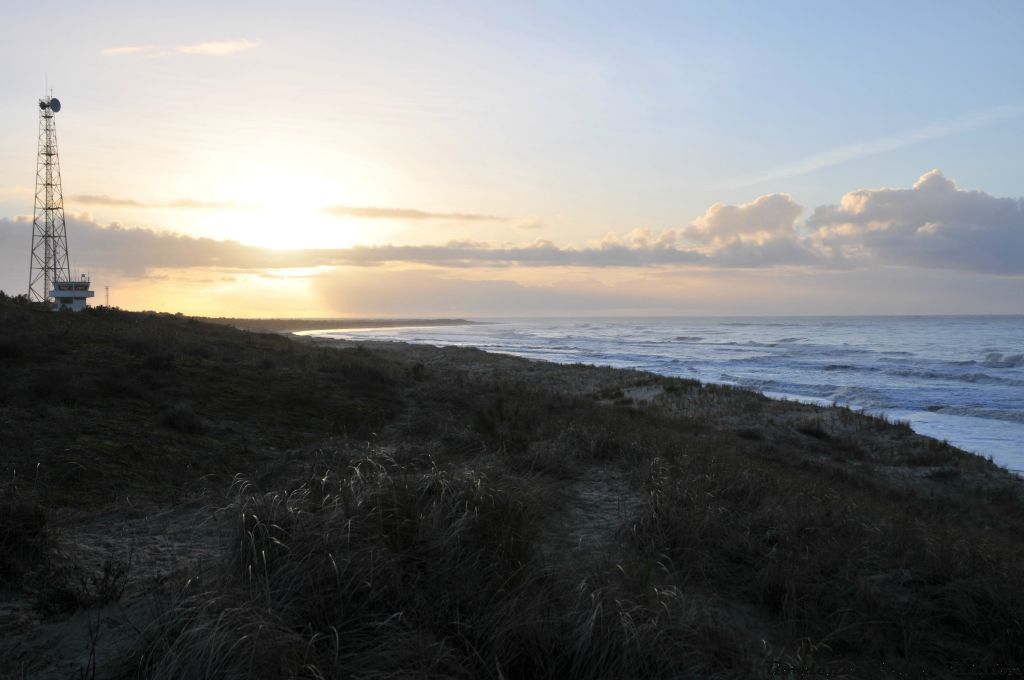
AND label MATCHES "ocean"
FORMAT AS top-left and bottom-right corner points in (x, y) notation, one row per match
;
(302, 316), (1024, 473)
